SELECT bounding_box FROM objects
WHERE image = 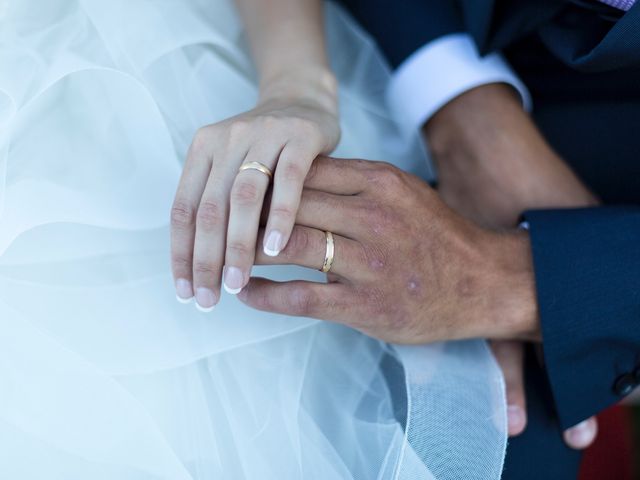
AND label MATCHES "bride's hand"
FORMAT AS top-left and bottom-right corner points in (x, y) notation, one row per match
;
(170, 75), (340, 310)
